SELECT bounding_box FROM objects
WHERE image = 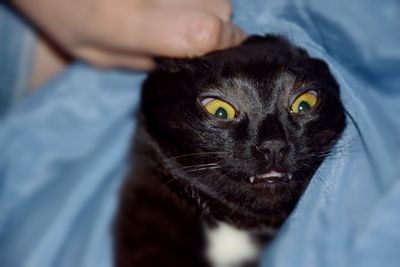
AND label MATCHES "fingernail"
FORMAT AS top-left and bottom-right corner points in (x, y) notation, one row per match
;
(220, 22), (247, 49)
